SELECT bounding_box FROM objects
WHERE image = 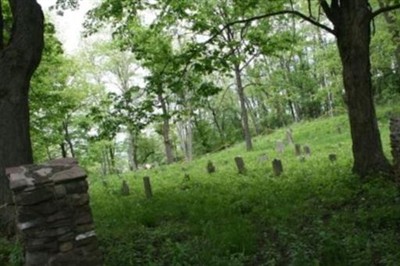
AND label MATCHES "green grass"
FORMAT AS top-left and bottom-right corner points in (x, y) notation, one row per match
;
(88, 109), (400, 265)
(2, 107), (400, 265)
